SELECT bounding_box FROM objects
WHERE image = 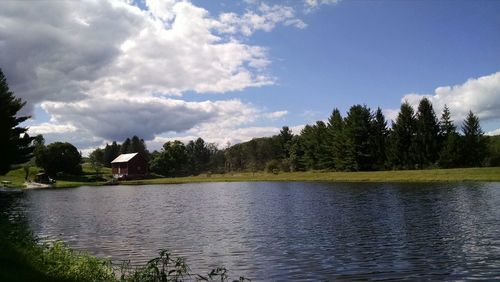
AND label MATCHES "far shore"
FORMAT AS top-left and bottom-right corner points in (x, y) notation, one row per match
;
(52, 167), (500, 189)
(2, 167), (499, 190)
